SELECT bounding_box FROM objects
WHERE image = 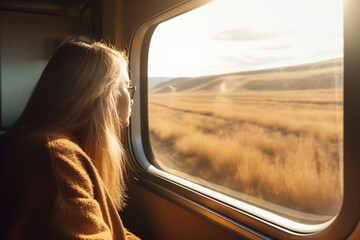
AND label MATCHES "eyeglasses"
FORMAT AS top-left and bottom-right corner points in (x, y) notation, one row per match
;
(128, 86), (136, 99)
